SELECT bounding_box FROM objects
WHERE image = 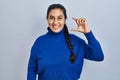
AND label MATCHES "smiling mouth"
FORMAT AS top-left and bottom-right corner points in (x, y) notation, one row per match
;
(52, 25), (60, 29)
